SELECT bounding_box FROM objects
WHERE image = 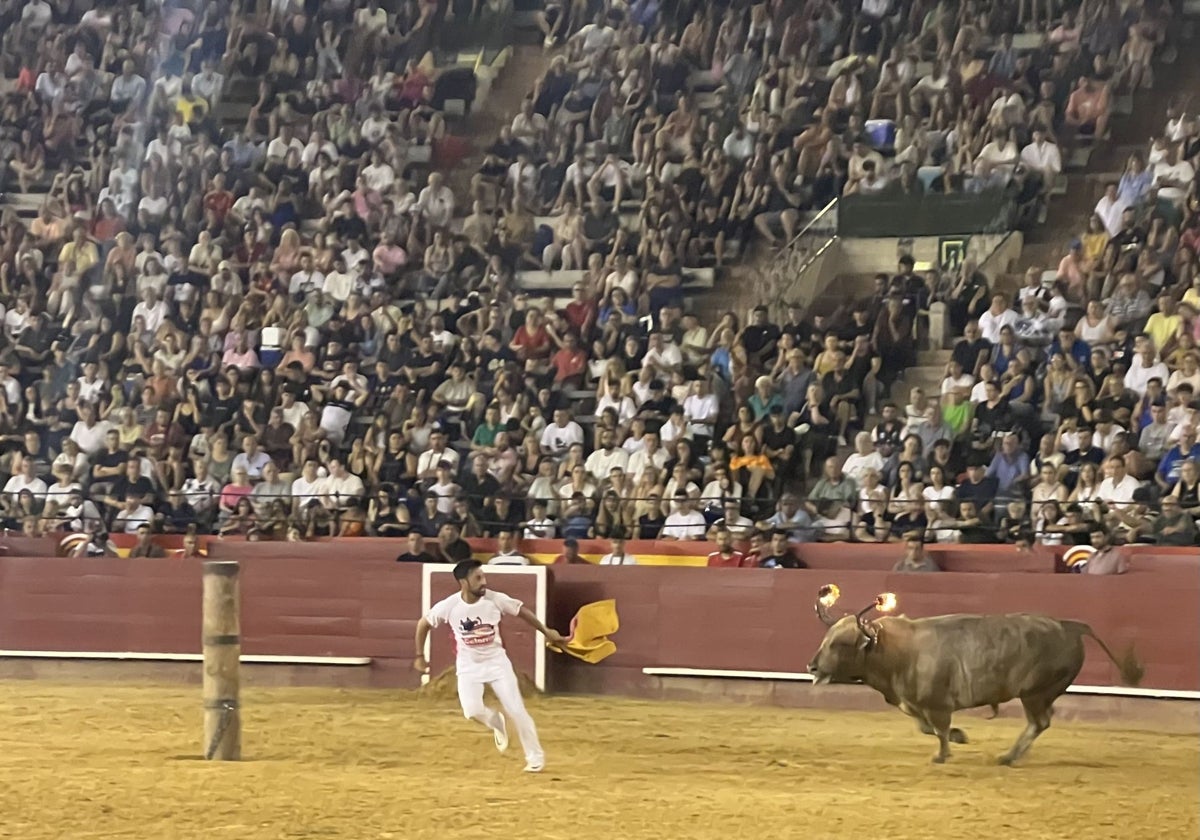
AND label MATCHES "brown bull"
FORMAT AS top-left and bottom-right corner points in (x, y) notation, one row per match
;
(807, 585), (1144, 765)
